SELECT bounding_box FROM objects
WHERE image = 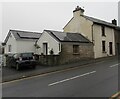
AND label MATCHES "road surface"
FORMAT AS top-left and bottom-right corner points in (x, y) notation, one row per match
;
(2, 57), (119, 97)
